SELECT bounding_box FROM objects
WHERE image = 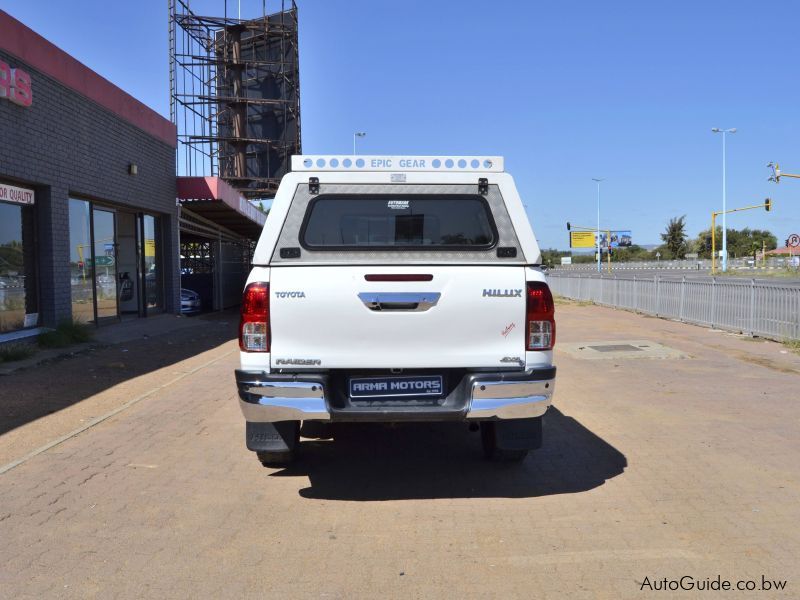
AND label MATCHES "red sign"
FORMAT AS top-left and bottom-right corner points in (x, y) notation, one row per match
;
(0, 61), (32, 107)
(788, 234), (800, 248)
